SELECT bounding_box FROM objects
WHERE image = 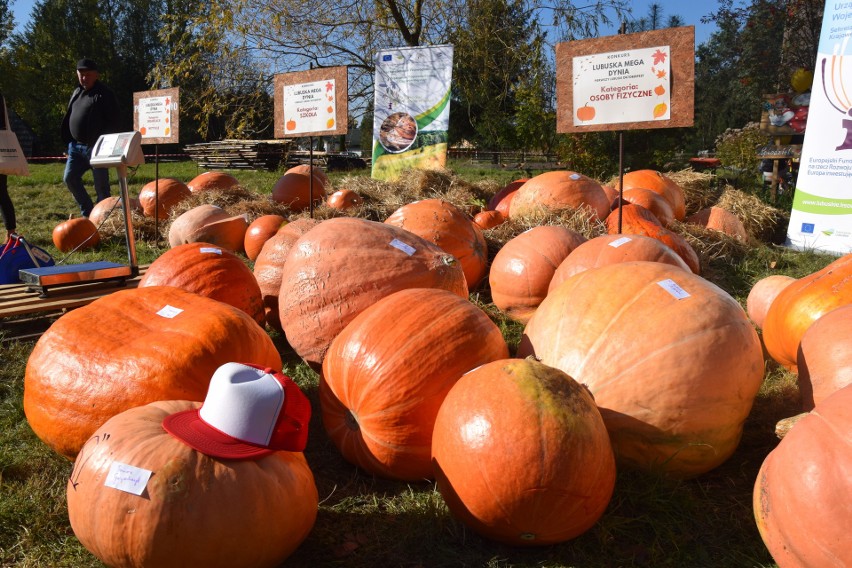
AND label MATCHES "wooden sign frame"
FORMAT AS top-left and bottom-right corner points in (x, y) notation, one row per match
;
(274, 67), (348, 139)
(133, 88), (179, 144)
(556, 26), (695, 133)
